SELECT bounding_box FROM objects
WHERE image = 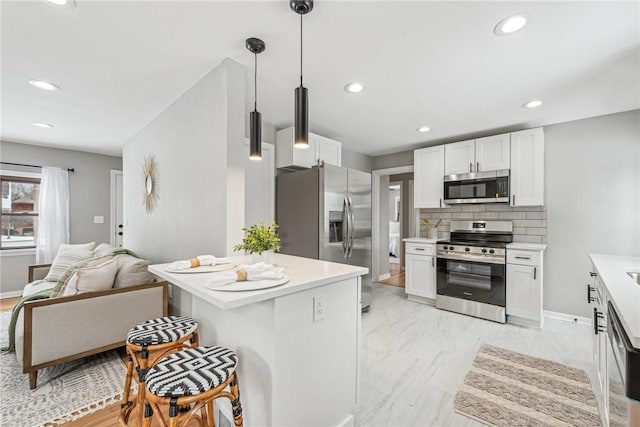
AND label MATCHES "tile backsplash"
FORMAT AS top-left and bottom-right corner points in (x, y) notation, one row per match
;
(419, 204), (547, 244)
